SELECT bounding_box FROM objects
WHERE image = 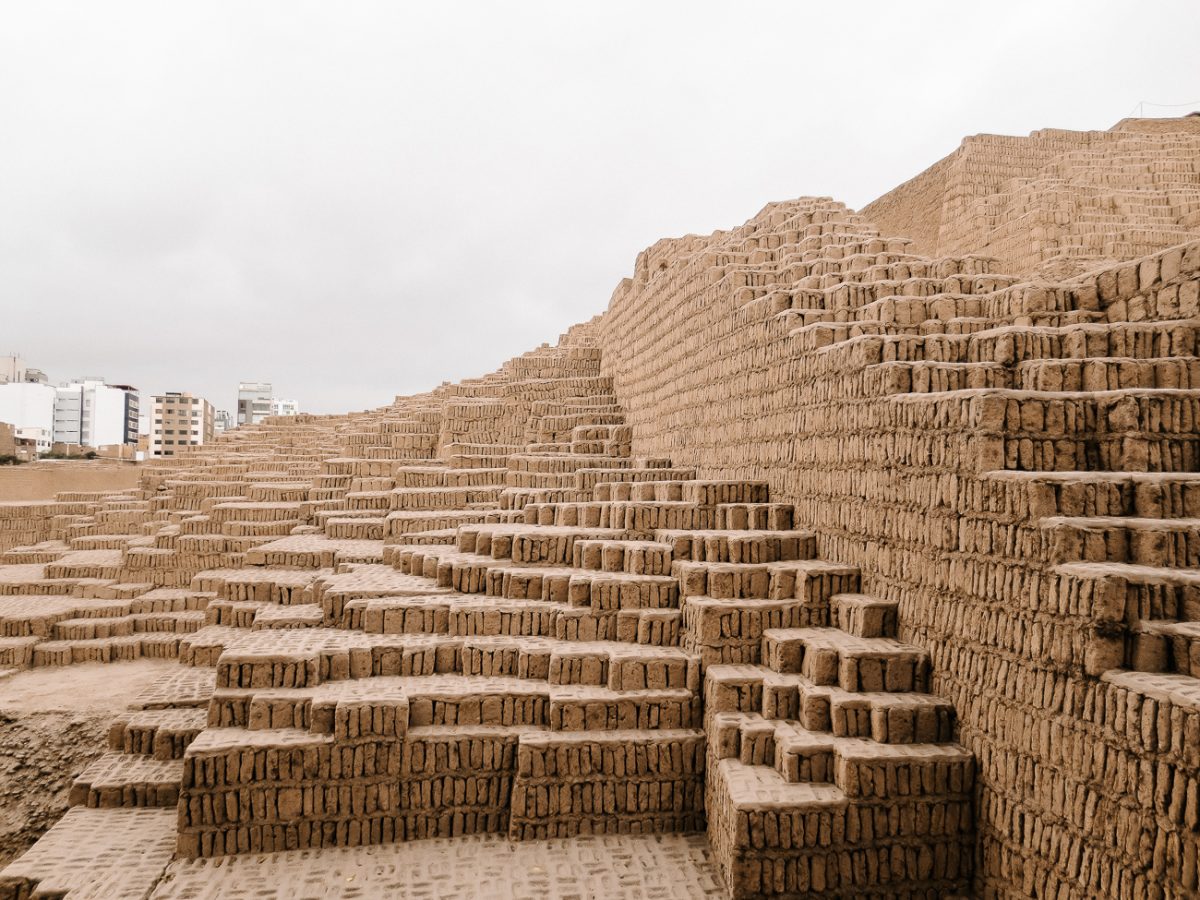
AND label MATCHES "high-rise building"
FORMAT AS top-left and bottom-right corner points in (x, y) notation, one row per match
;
(213, 409), (234, 434)
(269, 398), (300, 417)
(150, 392), (214, 457)
(237, 382), (273, 426)
(52, 379), (139, 447)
